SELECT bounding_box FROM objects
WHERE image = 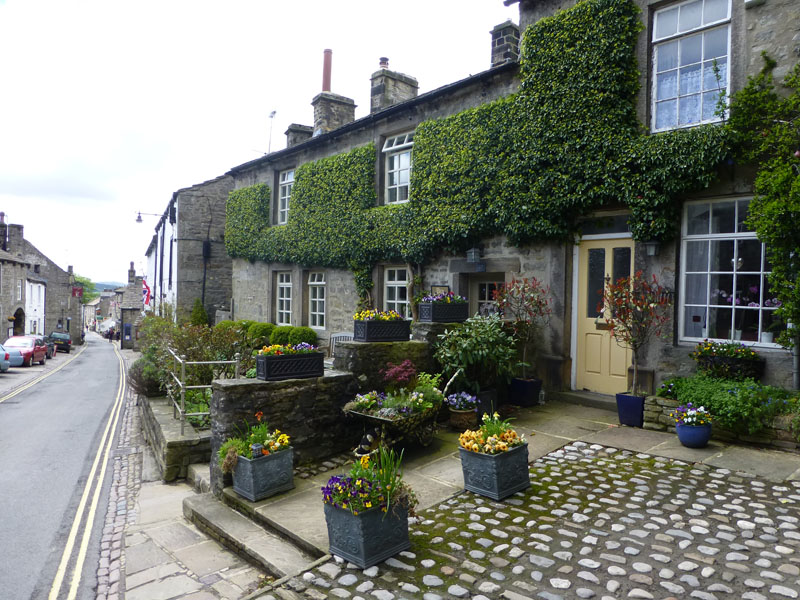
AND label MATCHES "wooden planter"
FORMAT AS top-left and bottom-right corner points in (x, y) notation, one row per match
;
(256, 352), (324, 381)
(323, 503), (410, 568)
(353, 319), (411, 342)
(417, 302), (469, 323)
(233, 448), (294, 502)
(459, 442), (530, 501)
